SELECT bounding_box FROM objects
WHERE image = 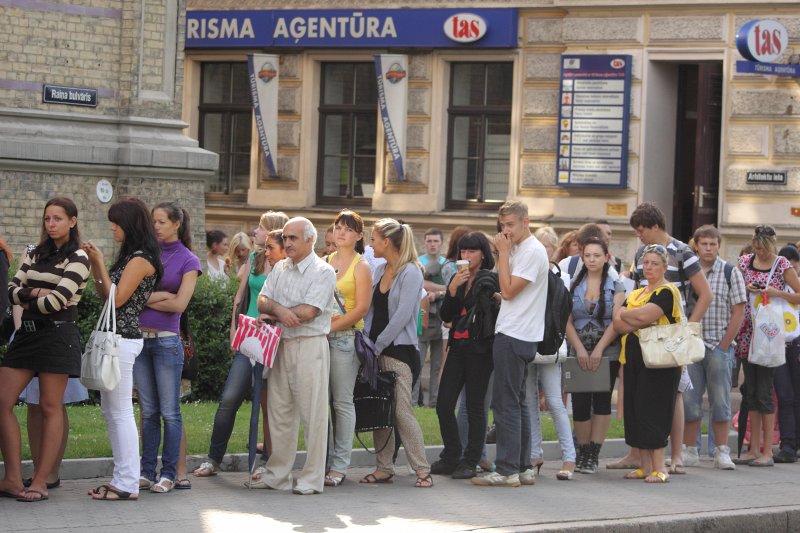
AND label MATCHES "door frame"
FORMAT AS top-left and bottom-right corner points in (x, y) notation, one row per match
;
(640, 49), (728, 234)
